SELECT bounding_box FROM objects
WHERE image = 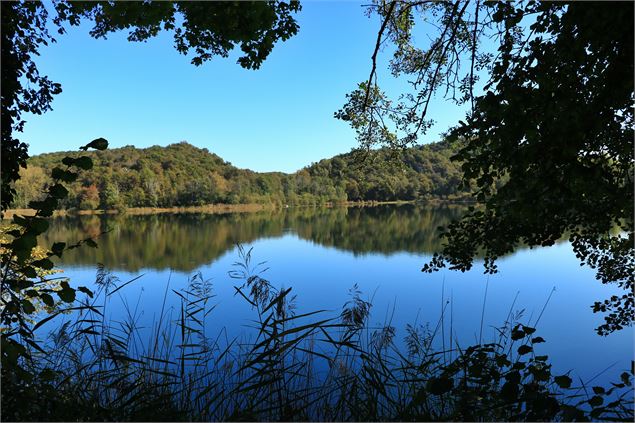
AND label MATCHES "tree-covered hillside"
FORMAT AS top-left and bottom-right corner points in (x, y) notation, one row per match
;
(12, 141), (469, 210)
